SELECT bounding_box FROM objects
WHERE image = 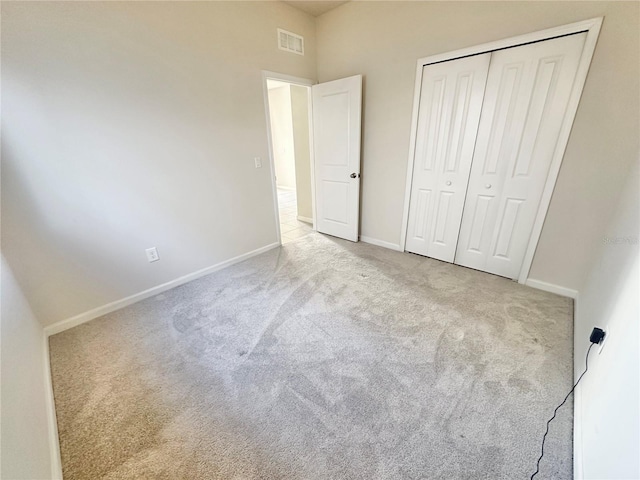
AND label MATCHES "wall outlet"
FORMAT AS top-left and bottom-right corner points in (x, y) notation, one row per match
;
(145, 247), (160, 263)
(598, 325), (610, 354)
(254, 157), (262, 168)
